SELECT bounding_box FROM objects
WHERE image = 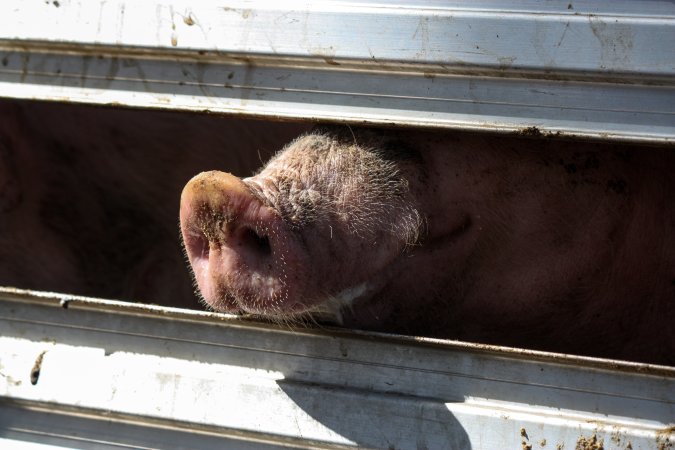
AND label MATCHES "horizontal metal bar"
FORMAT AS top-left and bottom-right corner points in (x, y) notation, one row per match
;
(0, 0), (674, 143)
(1, 287), (673, 449)
(0, 399), (346, 450)
(2, 0), (674, 78)
(0, 48), (673, 144)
